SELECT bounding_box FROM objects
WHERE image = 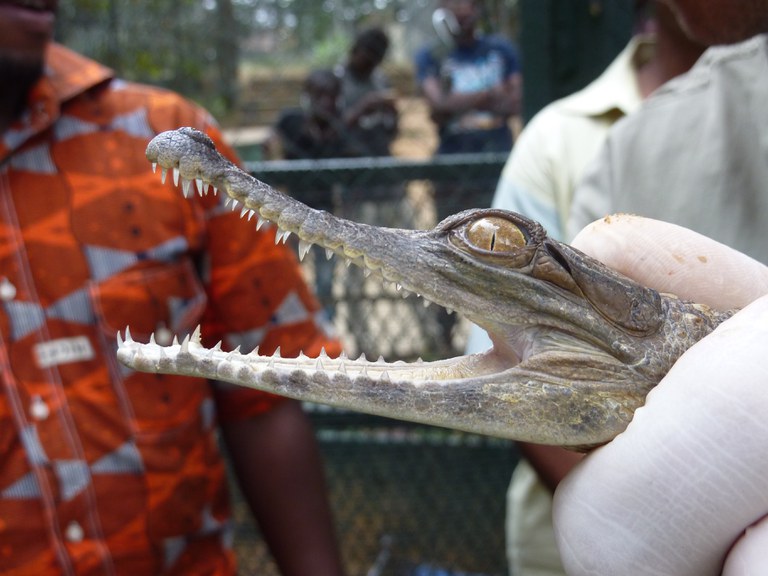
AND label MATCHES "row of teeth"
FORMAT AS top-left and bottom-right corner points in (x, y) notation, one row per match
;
(118, 325), (425, 376)
(153, 163), (455, 313)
